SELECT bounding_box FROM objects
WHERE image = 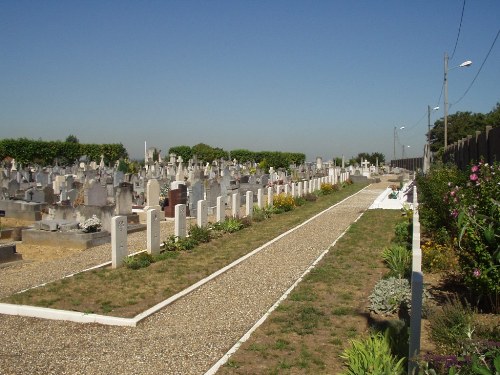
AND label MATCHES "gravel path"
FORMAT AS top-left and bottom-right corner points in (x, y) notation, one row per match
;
(0, 182), (387, 375)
